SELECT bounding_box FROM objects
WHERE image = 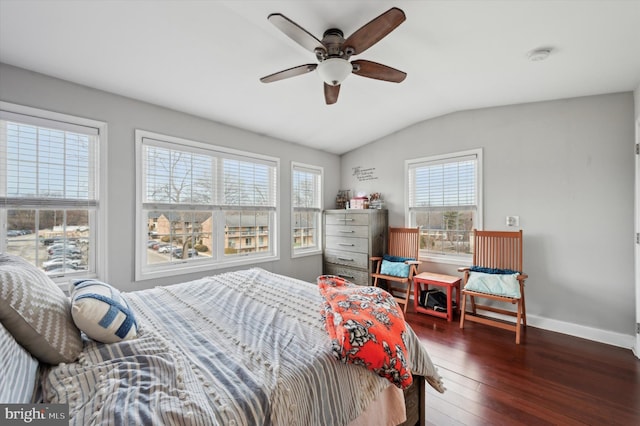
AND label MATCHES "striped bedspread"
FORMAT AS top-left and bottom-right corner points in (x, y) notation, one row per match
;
(42, 268), (443, 425)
